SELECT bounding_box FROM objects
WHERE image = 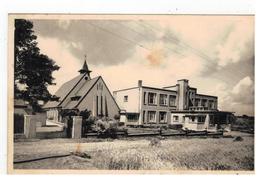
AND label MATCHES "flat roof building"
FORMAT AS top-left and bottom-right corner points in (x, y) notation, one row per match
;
(113, 79), (233, 131)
